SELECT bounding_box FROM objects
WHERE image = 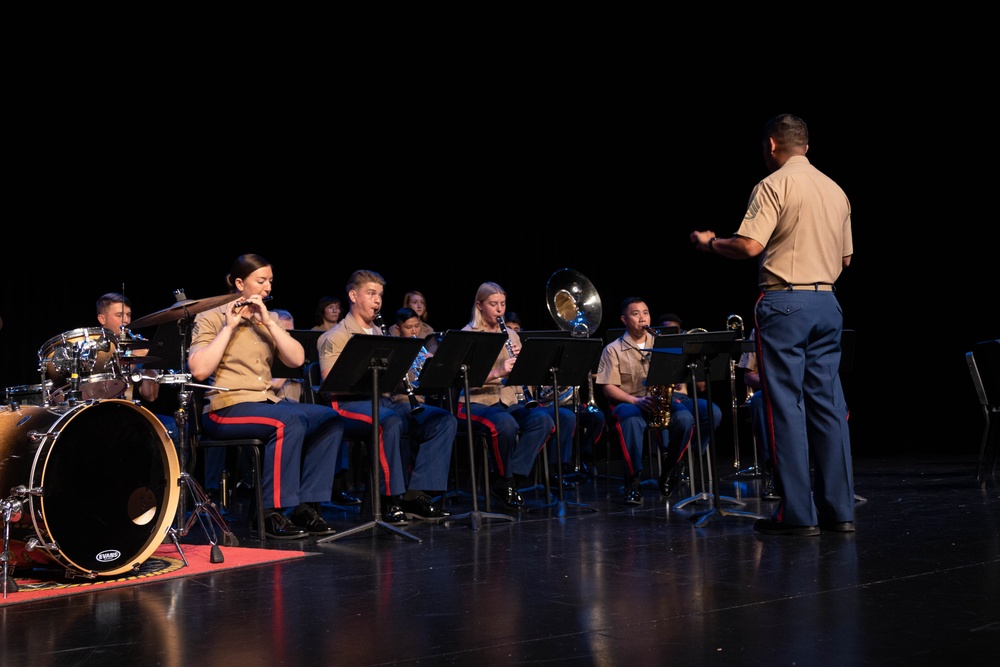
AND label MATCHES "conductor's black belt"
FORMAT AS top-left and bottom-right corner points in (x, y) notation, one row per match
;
(762, 283), (835, 292)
